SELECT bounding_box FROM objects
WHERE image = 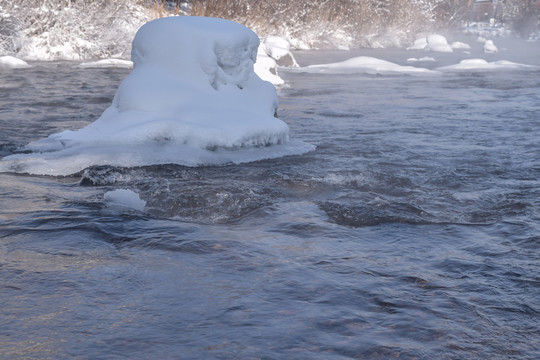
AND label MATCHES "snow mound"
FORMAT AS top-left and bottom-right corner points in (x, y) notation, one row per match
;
(298, 56), (437, 75)
(437, 59), (538, 71)
(0, 17), (314, 176)
(425, 34), (453, 53)
(484, 40), (498, 53)
(78, 59), (134, 69)
(406, 57), (436, 63)
(451, 41), (471, 50)
(263, 36), (298, 67)
(254, 43), (285, 86)
(407, 38), (428, 50)
(104, 189), (146, 211)
(0, 56), (30, 68)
